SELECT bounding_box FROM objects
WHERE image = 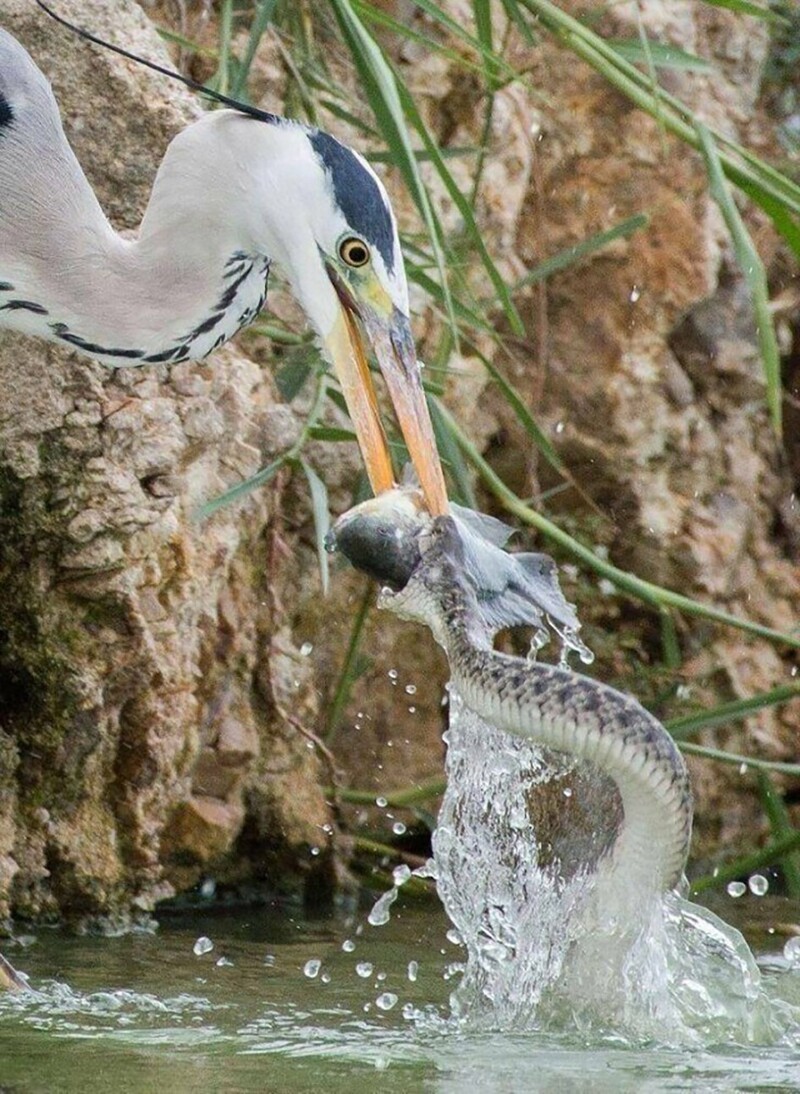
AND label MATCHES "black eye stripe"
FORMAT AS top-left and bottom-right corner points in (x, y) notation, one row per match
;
(310, 131), (396, 274)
